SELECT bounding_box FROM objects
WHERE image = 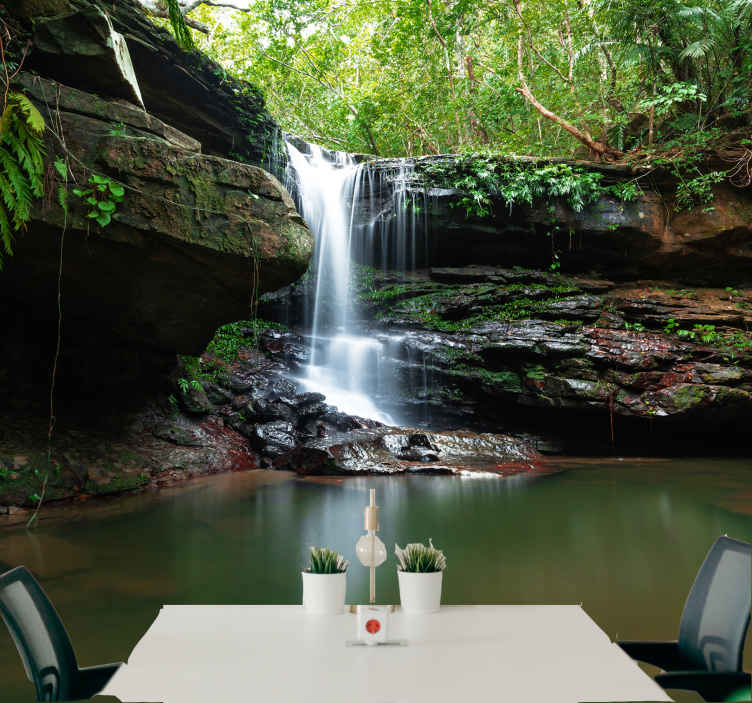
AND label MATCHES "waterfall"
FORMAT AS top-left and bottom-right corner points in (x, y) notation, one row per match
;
(285, 141), (397, 424)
